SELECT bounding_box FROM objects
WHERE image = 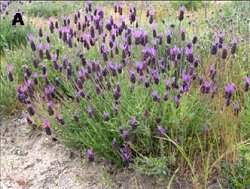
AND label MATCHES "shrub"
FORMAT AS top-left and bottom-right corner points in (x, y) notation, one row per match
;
(10, 2), (250, 188)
